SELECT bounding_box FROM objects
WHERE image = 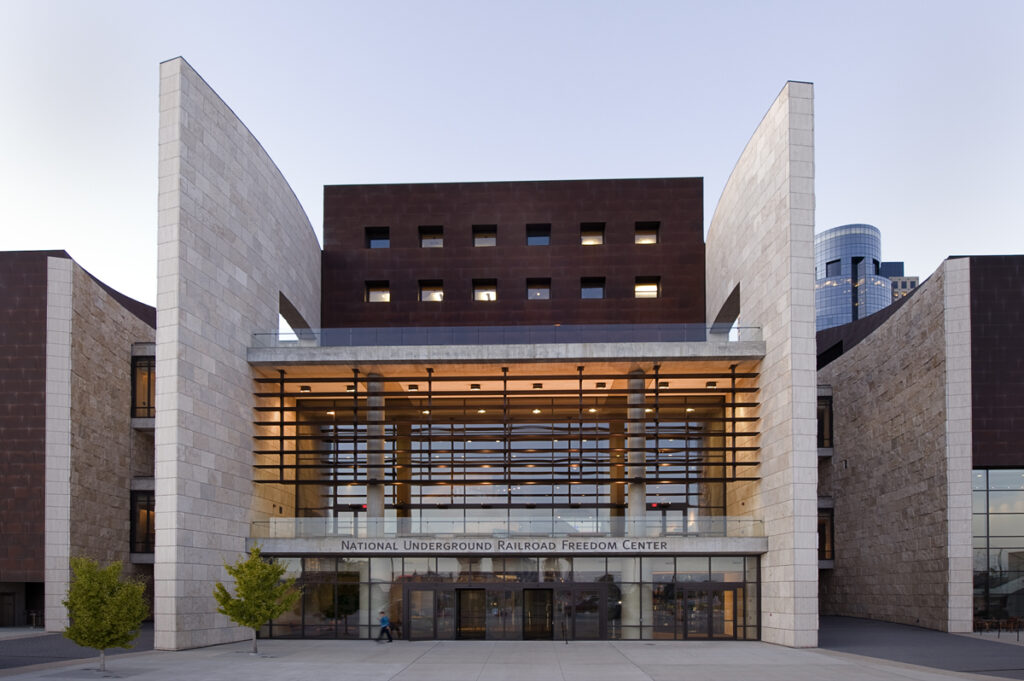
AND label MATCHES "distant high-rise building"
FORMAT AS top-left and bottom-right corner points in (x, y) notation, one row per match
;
(888, 275), (920, 301)
(879, 261), (919, 301)
(814, 224), (893, 331)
